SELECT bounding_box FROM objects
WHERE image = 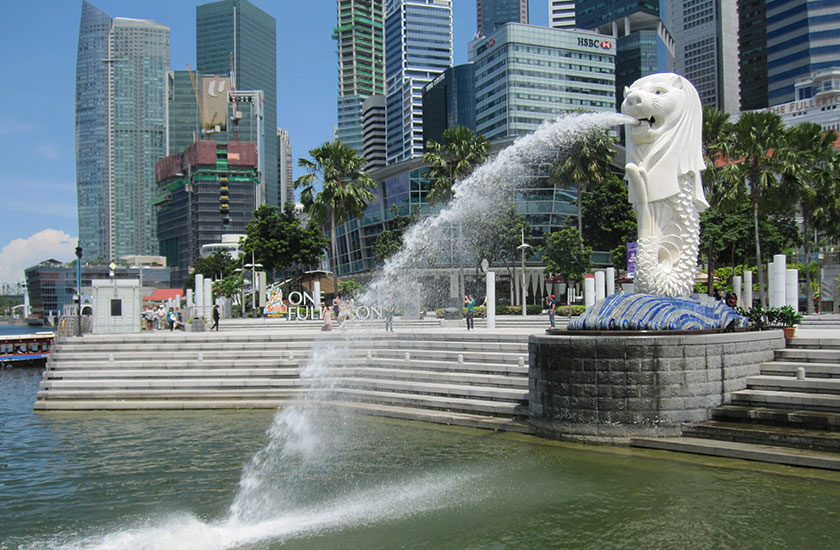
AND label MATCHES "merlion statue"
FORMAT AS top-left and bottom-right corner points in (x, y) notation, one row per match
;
(621, 73), (707, 298)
